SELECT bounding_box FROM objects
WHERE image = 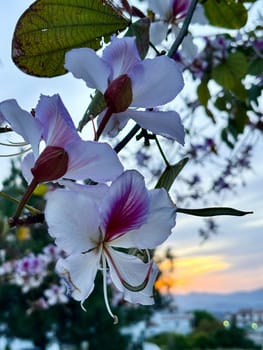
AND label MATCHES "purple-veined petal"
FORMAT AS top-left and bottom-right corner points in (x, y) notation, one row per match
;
(122, 109), (185, 144)
(97, 110), (129, 137)
(0, 99), (42, 158)
(105, 247), (158, 305)
(59, 180), (109, 203)
(130, 56), (184, 107)
(45, 189), (100, 254)
(65, 140), (123, 182)
(100, 170), (149, 242)
(149, 22), (169, 46)
(111, 188), (176, 249)
(56, 252), (100, 302)
(35, 94), (79, 147)
(21, 152), (35, 183)
(65, 48), (111, 93)
(172, 0), (191, 19)
(102, 36), (141, 80)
